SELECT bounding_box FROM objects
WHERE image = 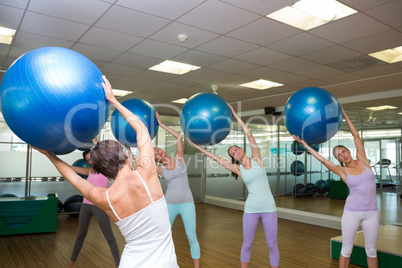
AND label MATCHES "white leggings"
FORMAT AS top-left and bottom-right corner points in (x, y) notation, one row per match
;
(341, 210), (379, 258)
